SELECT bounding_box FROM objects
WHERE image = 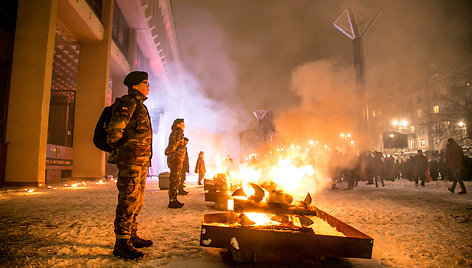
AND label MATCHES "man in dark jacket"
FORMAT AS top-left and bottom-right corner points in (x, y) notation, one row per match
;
(106, 71), (153, 260)
(165, 118), (186, 208)
(412, 150), (428, 187)
(195, 151), (206, 185)
(446, 138), (467, 194)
